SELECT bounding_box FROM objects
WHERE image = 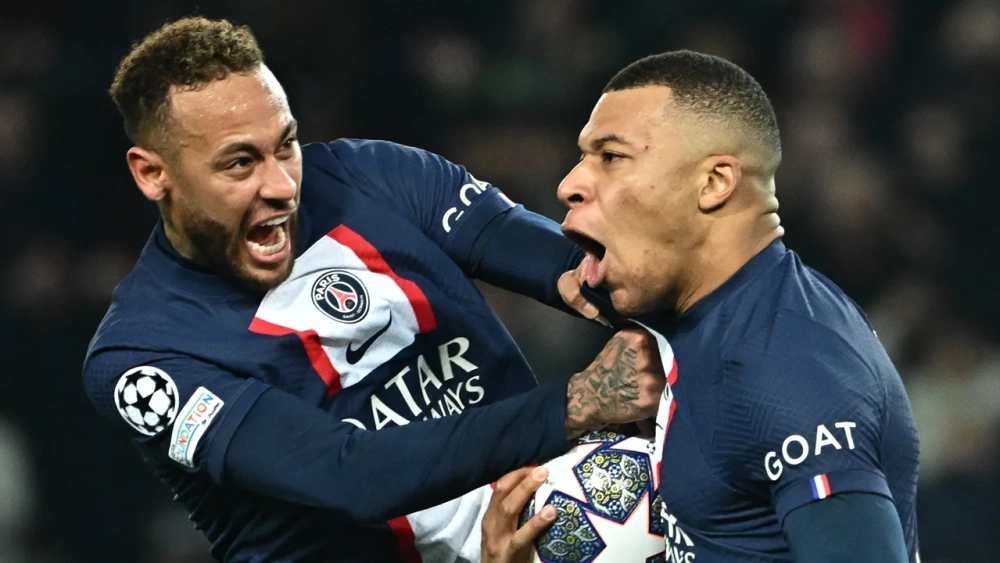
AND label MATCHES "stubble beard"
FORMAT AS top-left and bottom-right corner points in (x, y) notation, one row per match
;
(166, 195), (297, 292)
